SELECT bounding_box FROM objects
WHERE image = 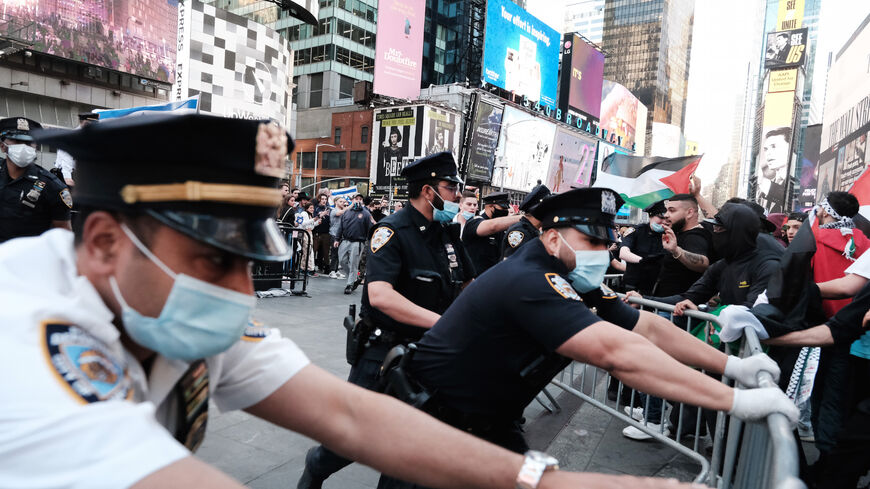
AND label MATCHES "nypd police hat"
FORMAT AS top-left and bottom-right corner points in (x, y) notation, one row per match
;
(32, 113), (294, 261)
(482, 191), (510, 207)
(644, 200), (666, 218)
(537, 187), (623, 243)
(0, 117), (42, 142)
(400, 151), (462, 184)
(519, 184), (550, 213)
